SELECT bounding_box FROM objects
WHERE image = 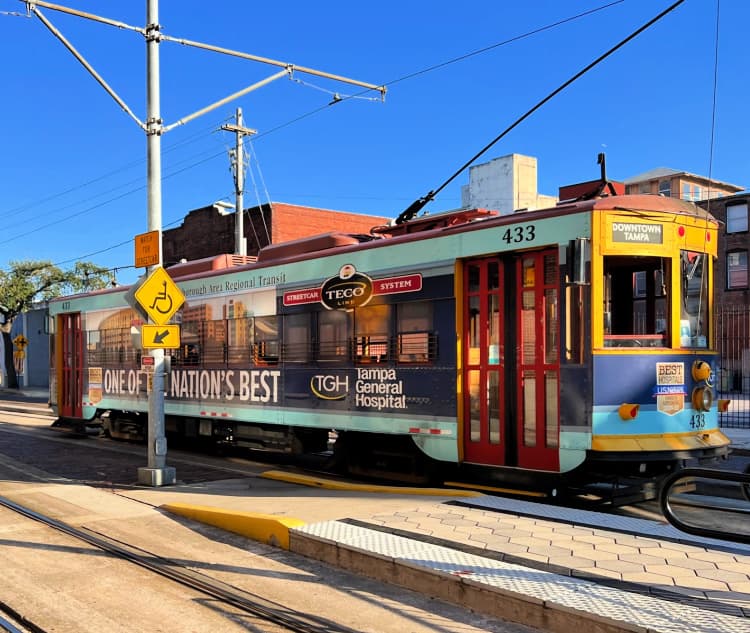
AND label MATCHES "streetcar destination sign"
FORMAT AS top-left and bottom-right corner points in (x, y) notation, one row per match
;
(611, 222), (663, 244)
